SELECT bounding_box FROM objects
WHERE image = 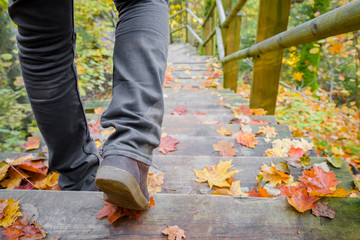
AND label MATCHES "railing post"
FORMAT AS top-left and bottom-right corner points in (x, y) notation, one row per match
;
(249, 0), (291, 115)
(185, 3), (189, 43)
(223, 11), (241, 91)
(204, 18), (214, 55)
